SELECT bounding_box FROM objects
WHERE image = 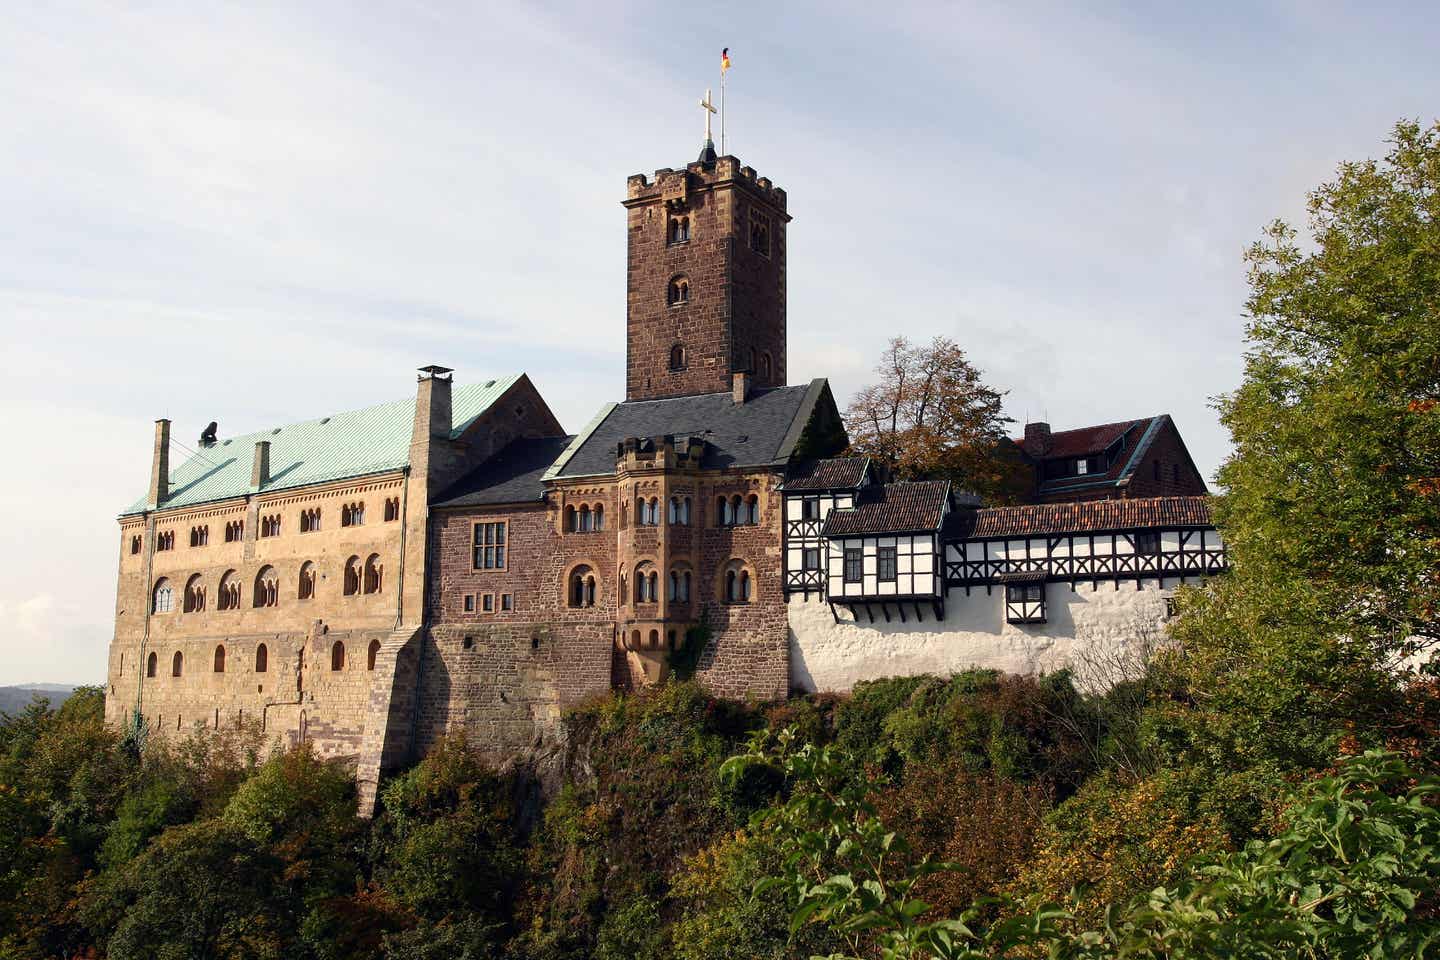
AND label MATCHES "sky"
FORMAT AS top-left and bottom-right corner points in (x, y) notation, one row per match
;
(1, 1), (1436, 686)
